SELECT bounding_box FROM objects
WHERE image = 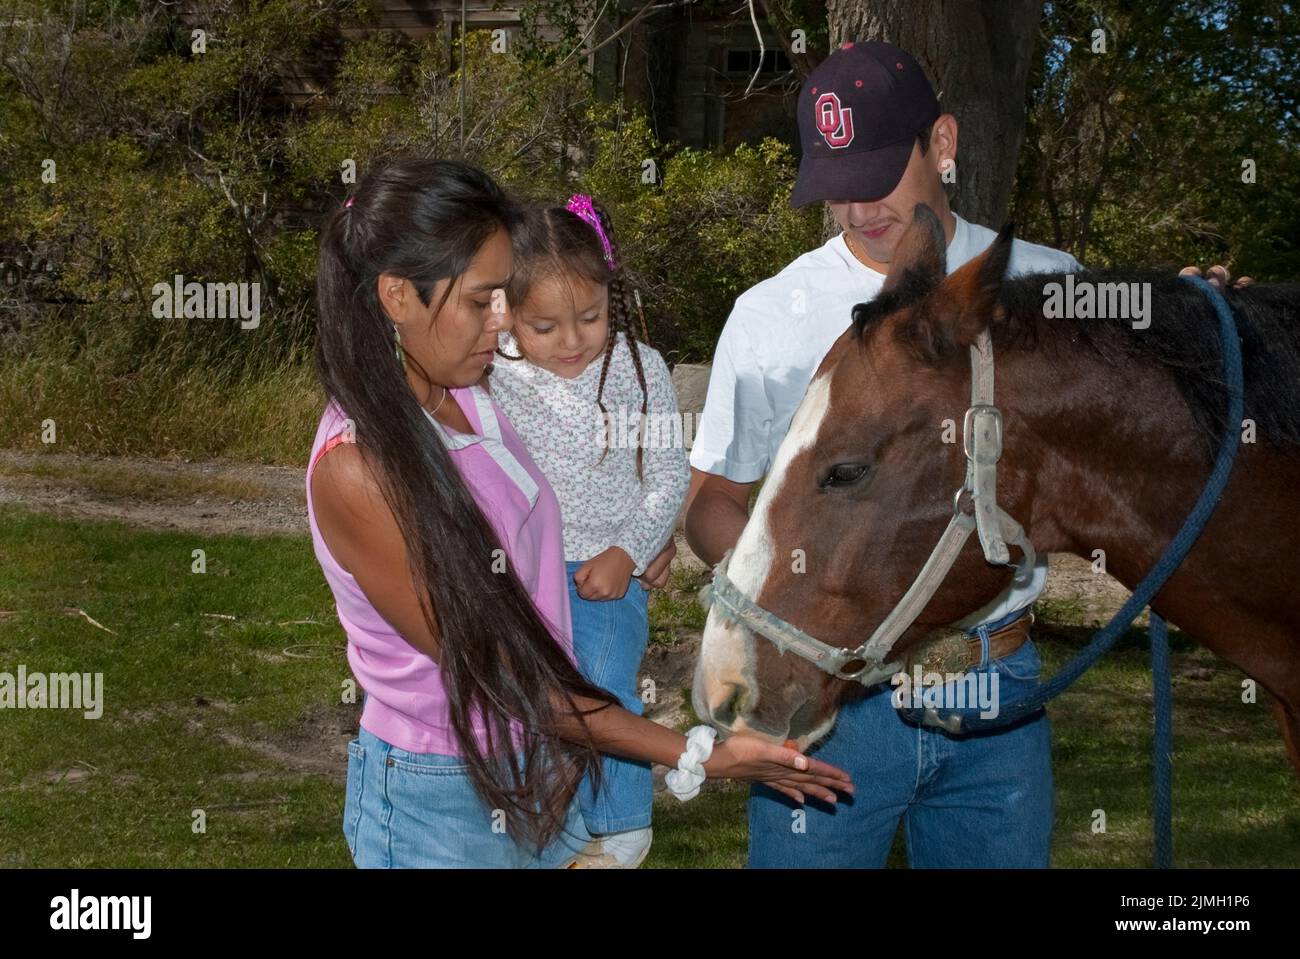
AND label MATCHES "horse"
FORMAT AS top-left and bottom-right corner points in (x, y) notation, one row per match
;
(692, 203), (1300, 777)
